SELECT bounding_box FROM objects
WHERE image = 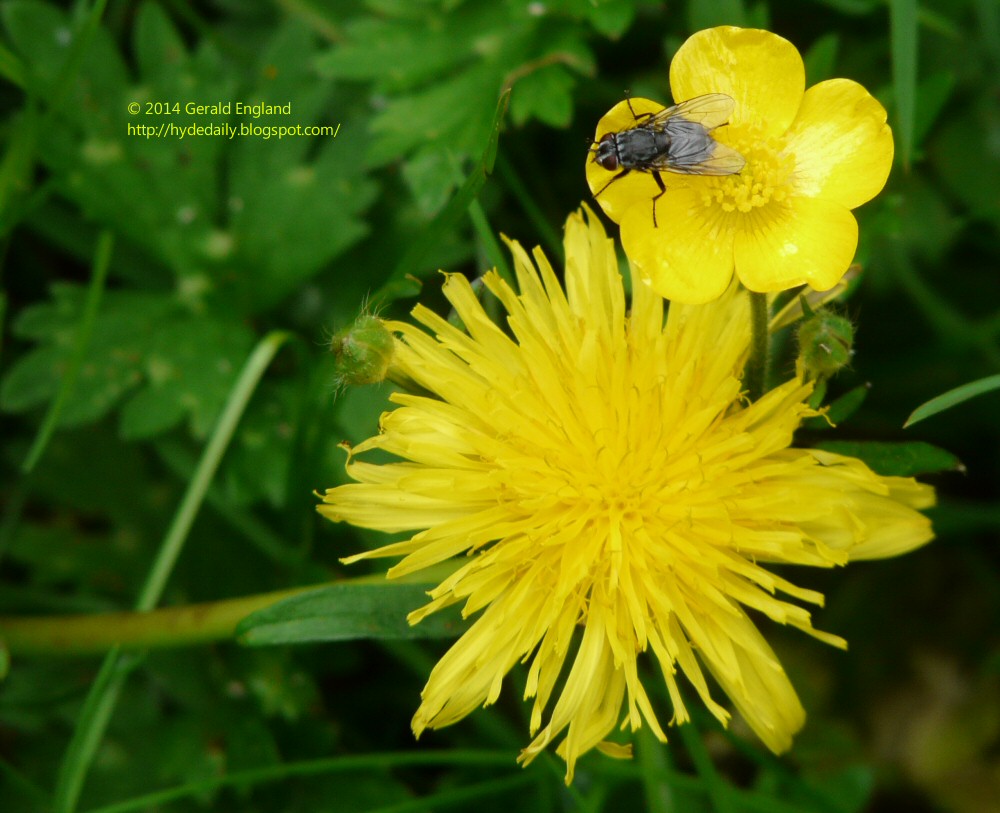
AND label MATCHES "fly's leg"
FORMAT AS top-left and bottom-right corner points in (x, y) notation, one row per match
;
(594, 168), (631, 198)
(624, 93), (654, 125)
(651, 171), (666, 228)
